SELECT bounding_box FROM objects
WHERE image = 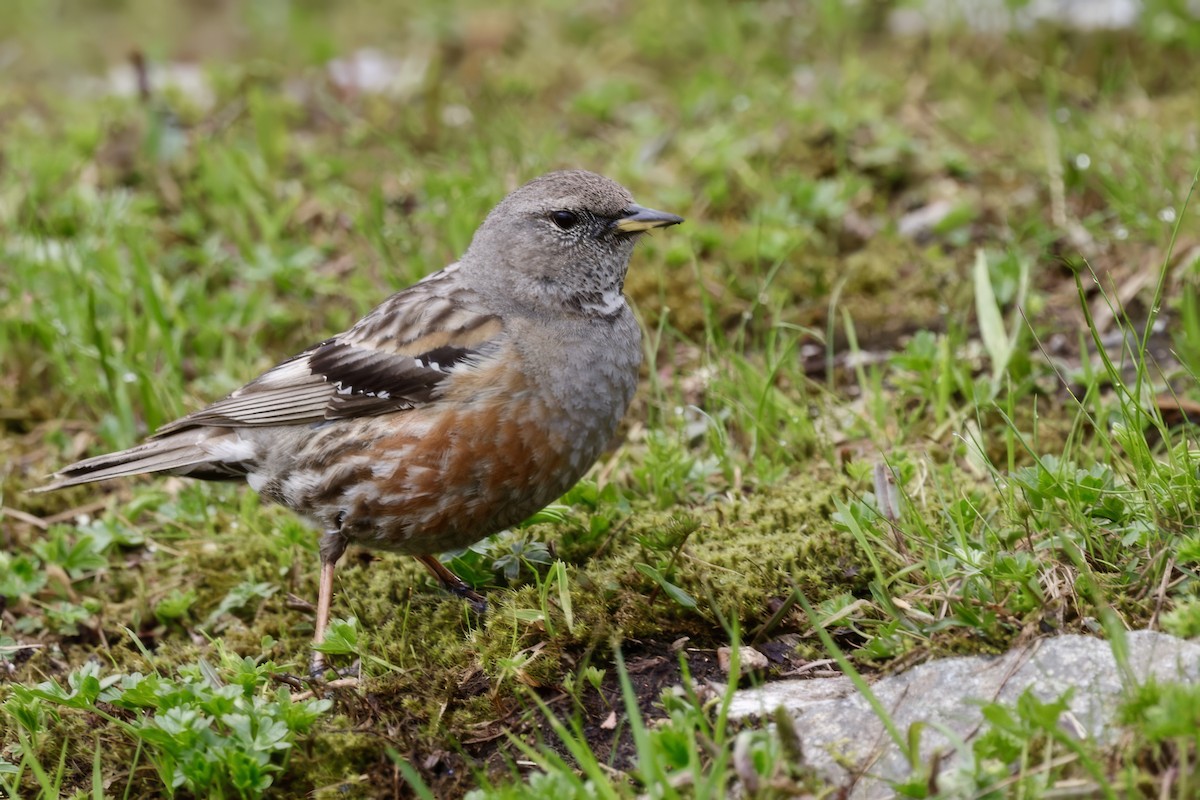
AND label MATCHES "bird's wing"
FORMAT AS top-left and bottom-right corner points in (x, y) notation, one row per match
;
(152, 267), (503, 435)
